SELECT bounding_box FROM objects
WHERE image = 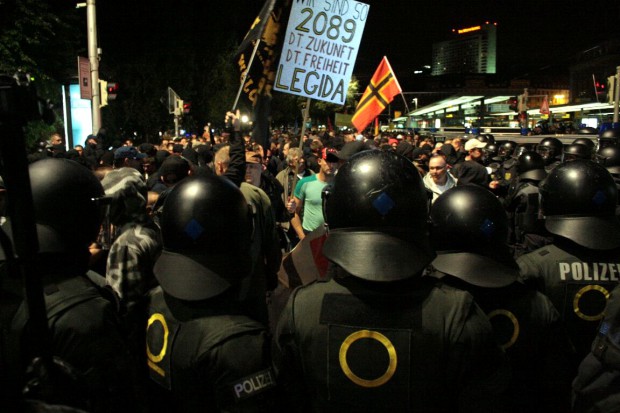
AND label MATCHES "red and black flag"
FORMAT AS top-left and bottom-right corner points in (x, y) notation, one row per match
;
(352, 57), (402, 133)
